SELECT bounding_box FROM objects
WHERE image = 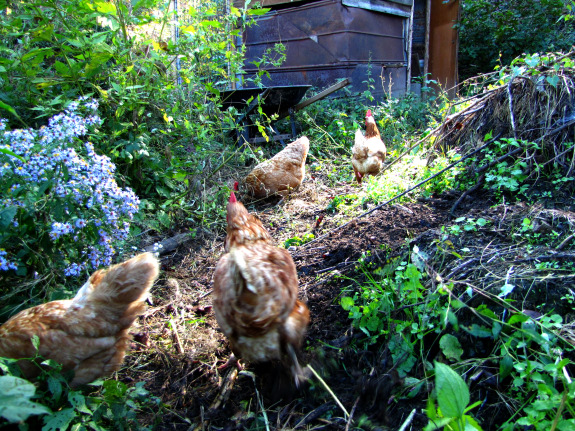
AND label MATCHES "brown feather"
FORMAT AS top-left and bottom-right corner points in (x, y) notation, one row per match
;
(243, 136), (309, 198)
(0, 253), (159, 386)
(213, 194), (310, 384)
